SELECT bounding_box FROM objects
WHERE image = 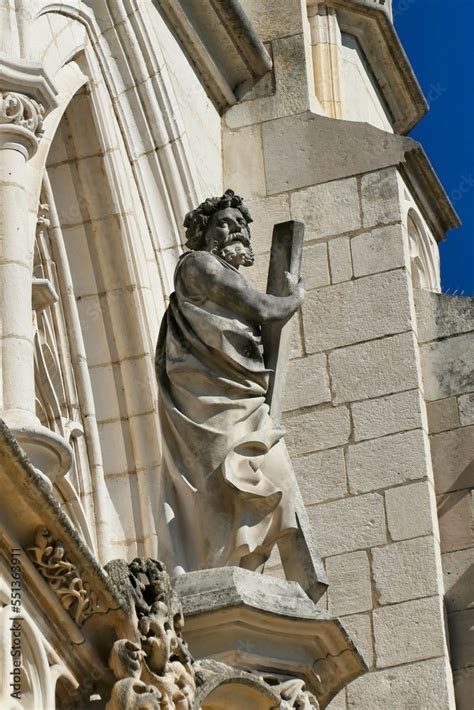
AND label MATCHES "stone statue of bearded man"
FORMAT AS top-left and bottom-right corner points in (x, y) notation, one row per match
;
(156, 189), (304, 576)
